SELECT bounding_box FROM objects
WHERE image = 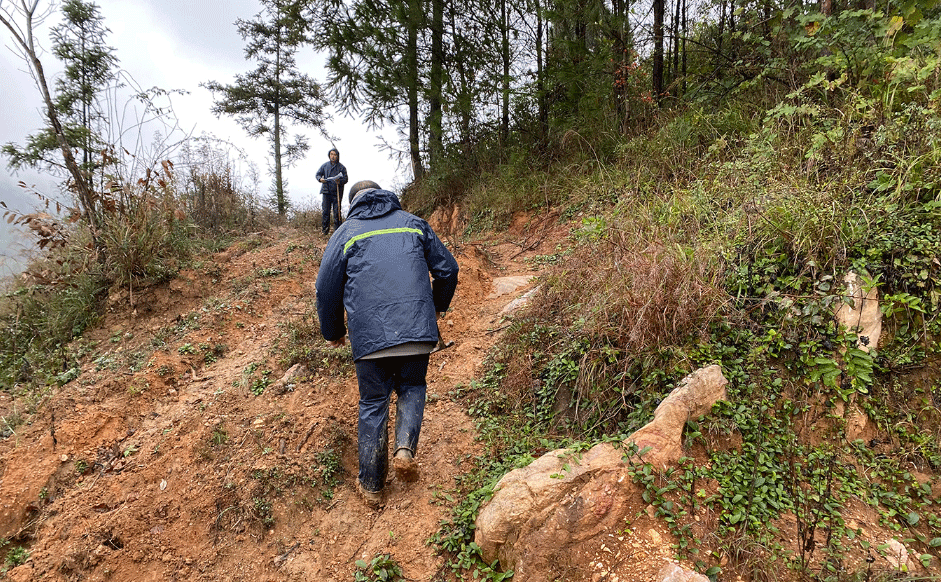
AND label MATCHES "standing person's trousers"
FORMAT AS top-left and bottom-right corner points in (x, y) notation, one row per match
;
(321, 193), (341, 234)
(354, 354), (429, 492)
